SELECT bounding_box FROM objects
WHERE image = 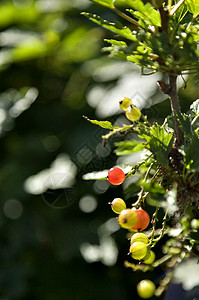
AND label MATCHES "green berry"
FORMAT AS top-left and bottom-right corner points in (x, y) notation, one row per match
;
(143, 250), (155, 264)
(111, 198), (126, 214)
(119, 97), (132, 111)
(130, 233), (149, 245)
(125, 105), (141, 121)
(137, 280), (156, 299)
(118, 209), (138, 229)
(130, 242), (148, 260)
